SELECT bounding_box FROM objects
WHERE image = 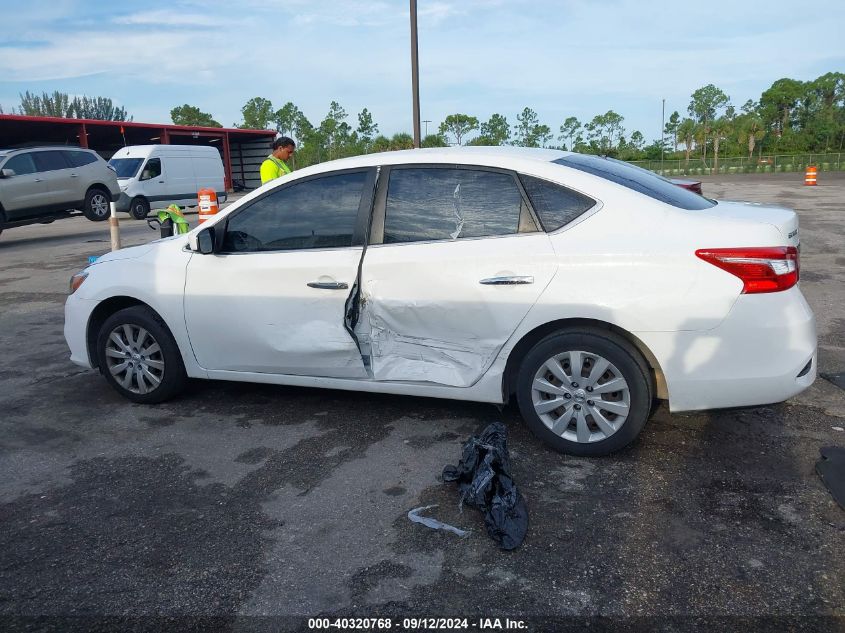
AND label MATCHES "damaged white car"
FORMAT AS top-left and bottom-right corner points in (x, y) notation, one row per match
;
(64, 147), (816, 456)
